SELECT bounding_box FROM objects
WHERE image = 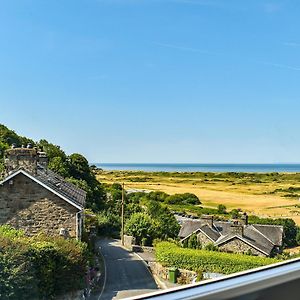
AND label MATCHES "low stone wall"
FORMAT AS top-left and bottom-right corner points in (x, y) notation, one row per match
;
(149, 261), (196, 285)
(132, 245), (155, 253)
(141, 246), (155, 253)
